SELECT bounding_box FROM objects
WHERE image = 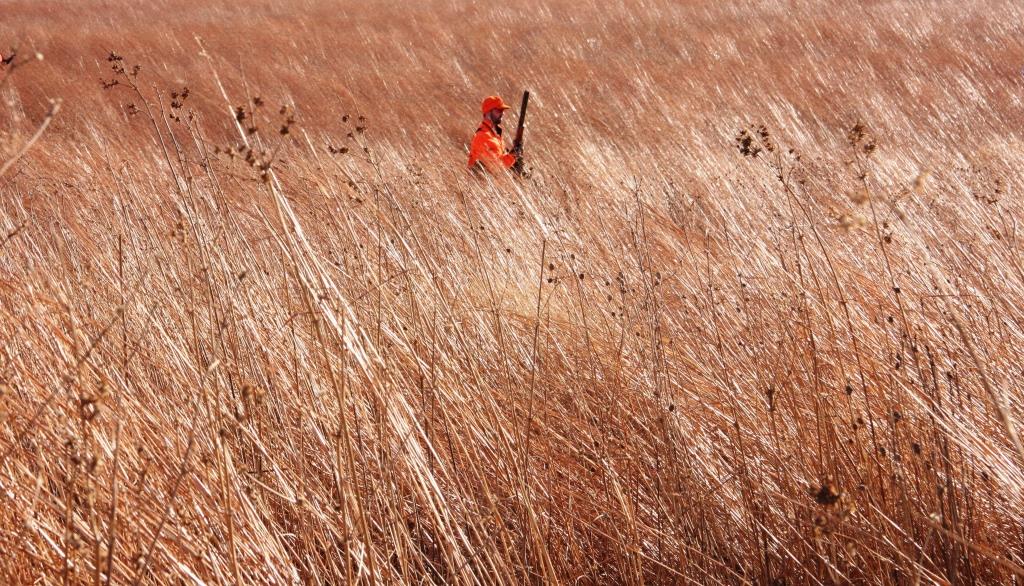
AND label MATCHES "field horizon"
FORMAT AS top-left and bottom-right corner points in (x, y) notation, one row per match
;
(3, 1), (1024, 583)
